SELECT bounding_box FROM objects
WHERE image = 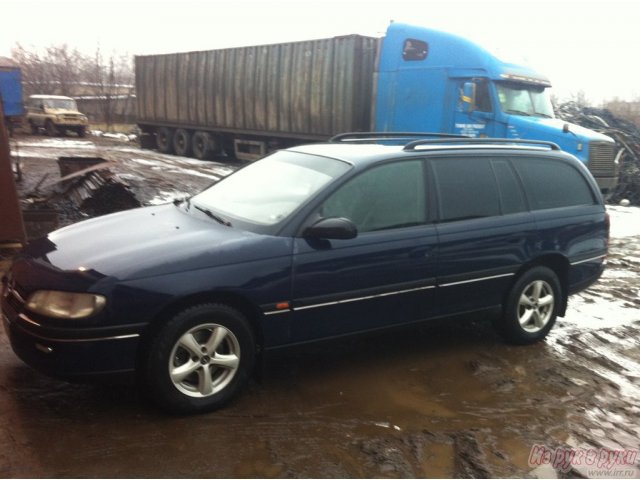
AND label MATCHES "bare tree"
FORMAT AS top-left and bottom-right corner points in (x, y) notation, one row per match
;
(11, 43), (135, 130)
(11, 43), (84, 97)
